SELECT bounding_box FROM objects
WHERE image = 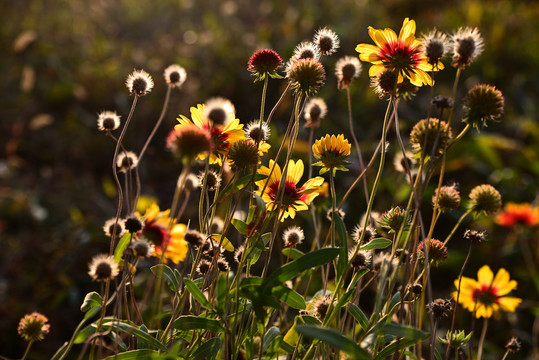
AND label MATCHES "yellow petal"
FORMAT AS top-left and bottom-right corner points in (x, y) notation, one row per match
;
(477, 265), (494, 285)
(498, 296), (522, 312)
(287, 159), (304, 184)
(398, 18), (416, 42)
(373, 28), (397, 48)
(368, 64), (386, 77)
(355, 43), (380, 58)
